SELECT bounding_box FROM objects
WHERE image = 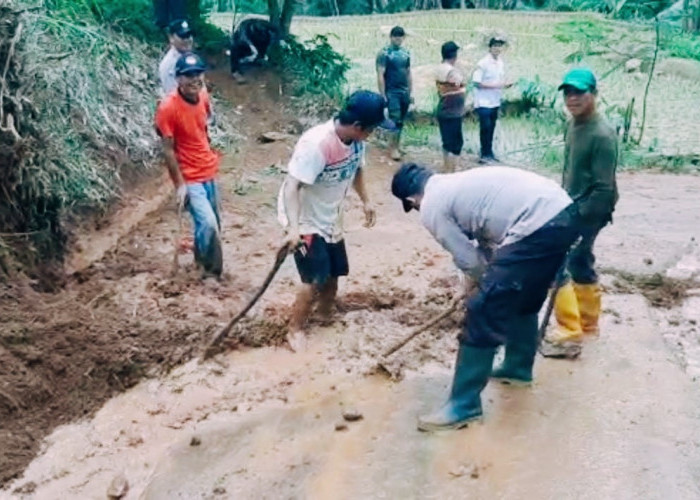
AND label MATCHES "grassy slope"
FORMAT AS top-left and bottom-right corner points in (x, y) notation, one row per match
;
(212, 10), (700, 162)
